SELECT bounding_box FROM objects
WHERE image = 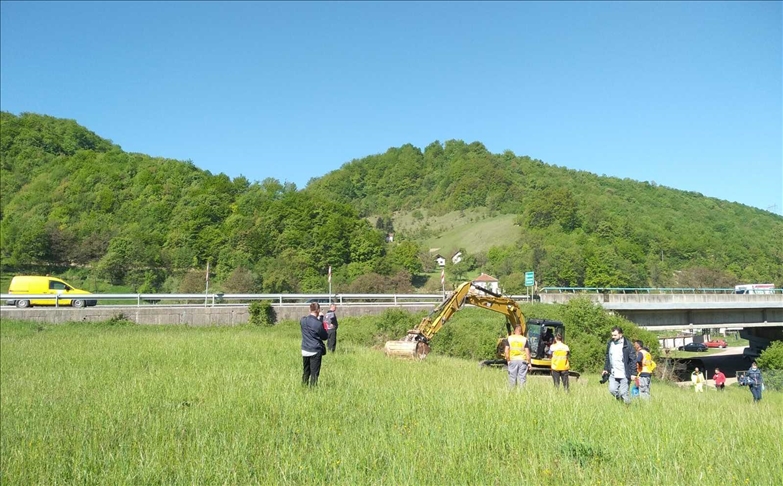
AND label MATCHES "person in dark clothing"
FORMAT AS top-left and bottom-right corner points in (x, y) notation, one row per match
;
(301, 302), (328, 386)
(324, 303), (339, 353)
(746, 361), (763, 402)
(602, 326), (636, 404)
